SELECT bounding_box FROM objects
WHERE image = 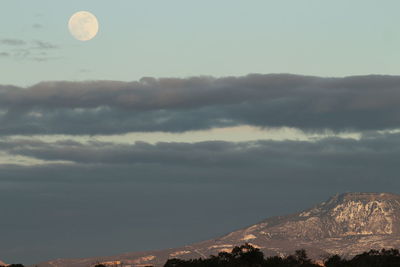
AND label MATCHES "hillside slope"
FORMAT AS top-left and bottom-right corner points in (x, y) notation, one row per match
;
(35, 192), (400, 267)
